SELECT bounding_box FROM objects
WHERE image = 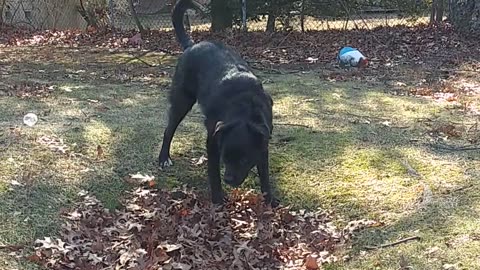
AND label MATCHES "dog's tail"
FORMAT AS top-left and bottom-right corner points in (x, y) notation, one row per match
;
(172, 0), (194, 50)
